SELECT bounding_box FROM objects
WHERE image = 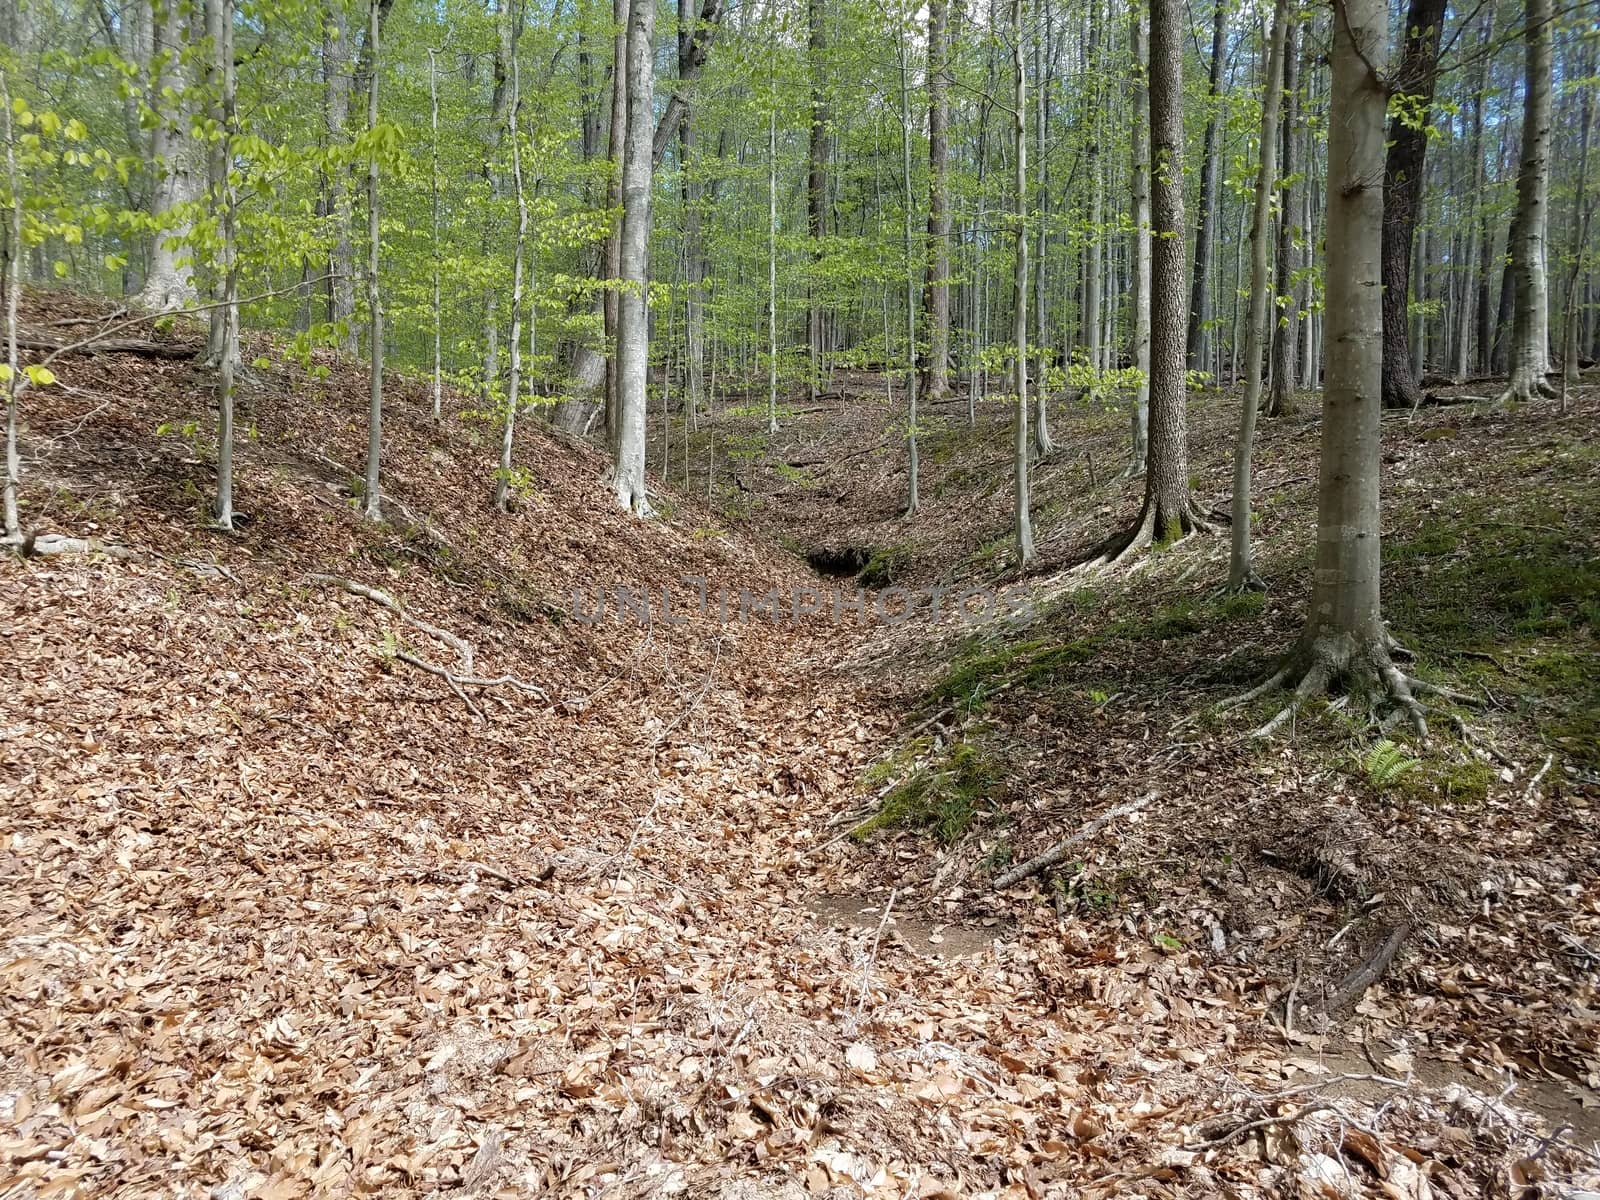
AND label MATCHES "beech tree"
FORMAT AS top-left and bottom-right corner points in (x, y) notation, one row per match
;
(1497, 0), (1556, 405)
(1237, 0), (1449, 736)
(1088, 0), (1208, 564)
(610, 0), (653, 514)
